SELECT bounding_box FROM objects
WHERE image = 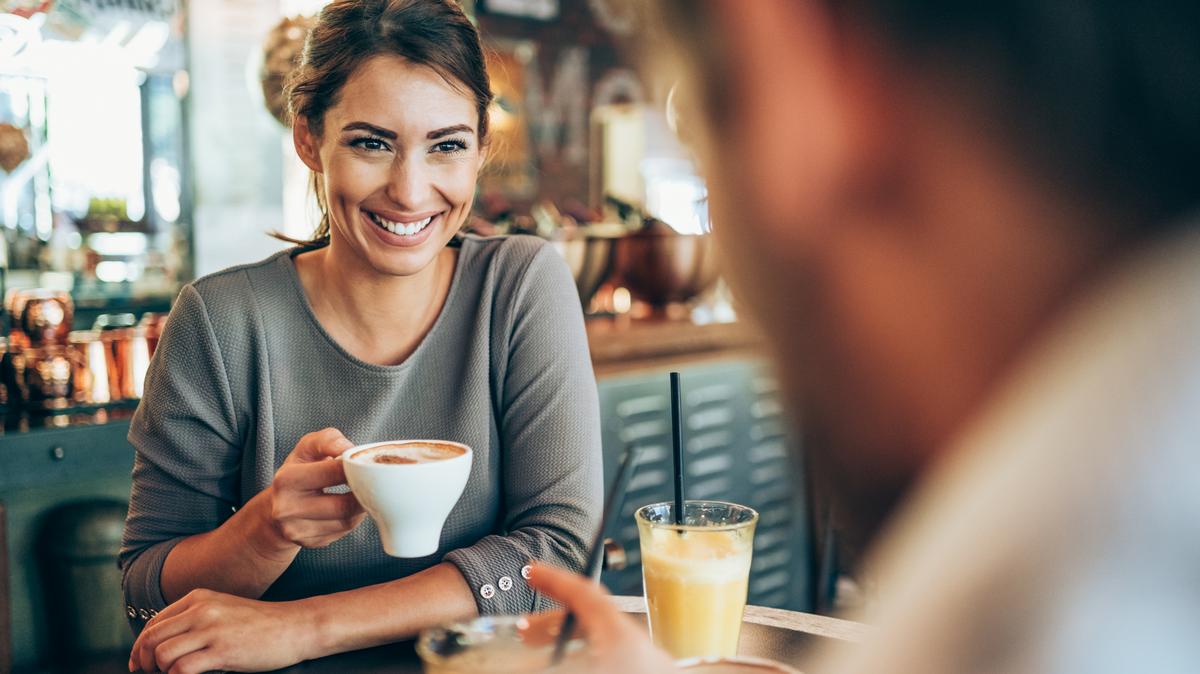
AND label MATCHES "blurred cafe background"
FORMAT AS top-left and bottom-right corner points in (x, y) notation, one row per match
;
(0, 1), (825, 670)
